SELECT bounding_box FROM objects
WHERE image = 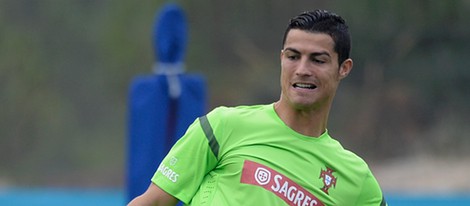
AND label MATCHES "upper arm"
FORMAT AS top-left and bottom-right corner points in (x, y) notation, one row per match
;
(151, 114), (221, 202)
(127, 183), (179, 206)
